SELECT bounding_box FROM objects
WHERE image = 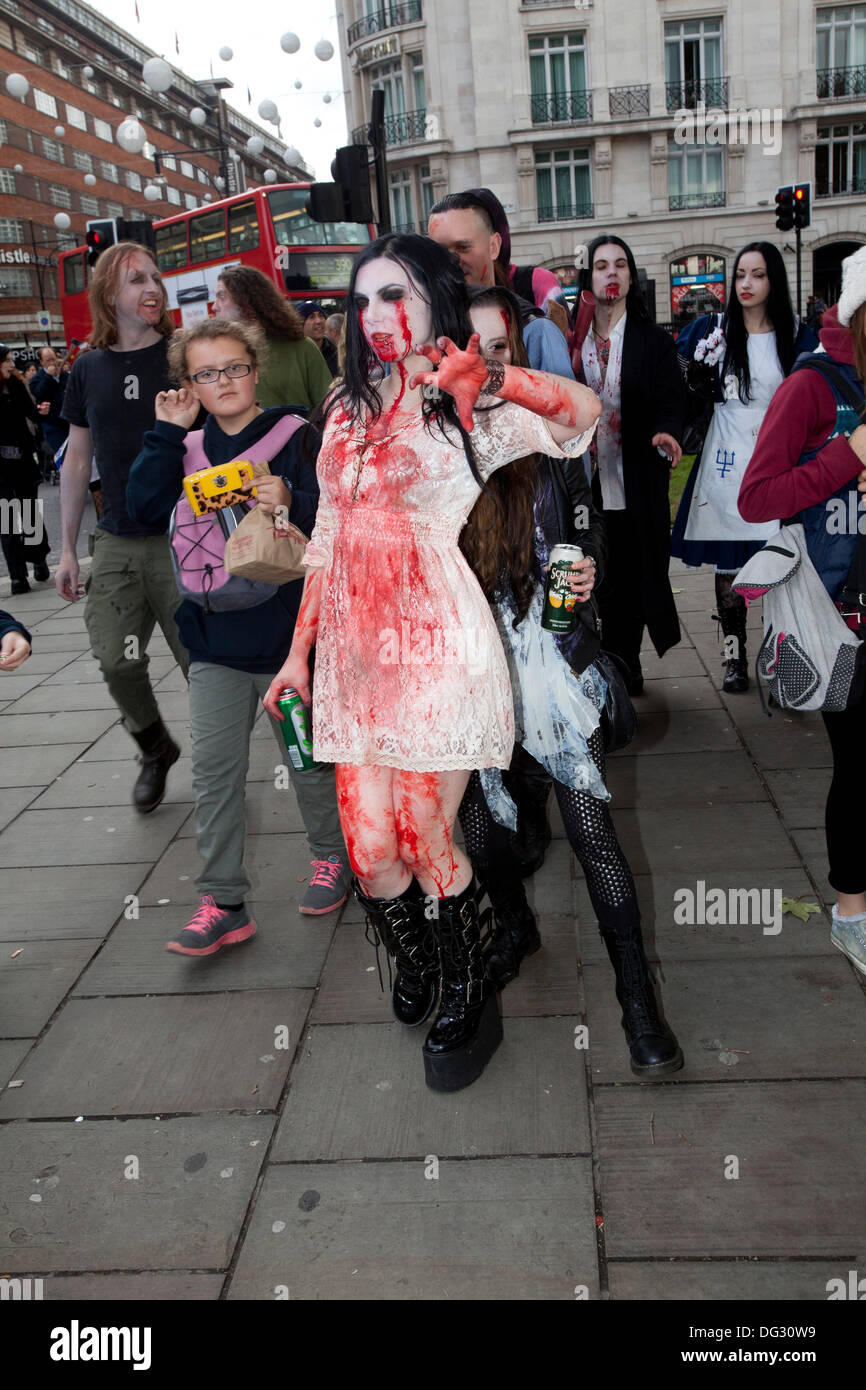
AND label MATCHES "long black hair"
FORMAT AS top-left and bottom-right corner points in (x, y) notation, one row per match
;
(721, 242), (796, 402)
(577, 234), (651, 324)
(320, 231), (483, 484)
